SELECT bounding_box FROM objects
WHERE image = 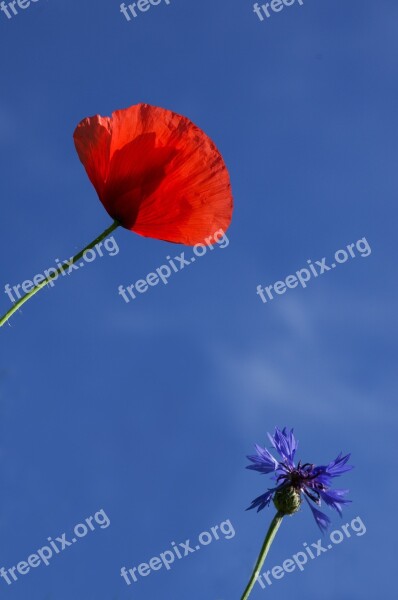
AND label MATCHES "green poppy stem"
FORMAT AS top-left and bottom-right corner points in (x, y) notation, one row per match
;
(0, 220), (120, 328)
(240, 512), (284, 600)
